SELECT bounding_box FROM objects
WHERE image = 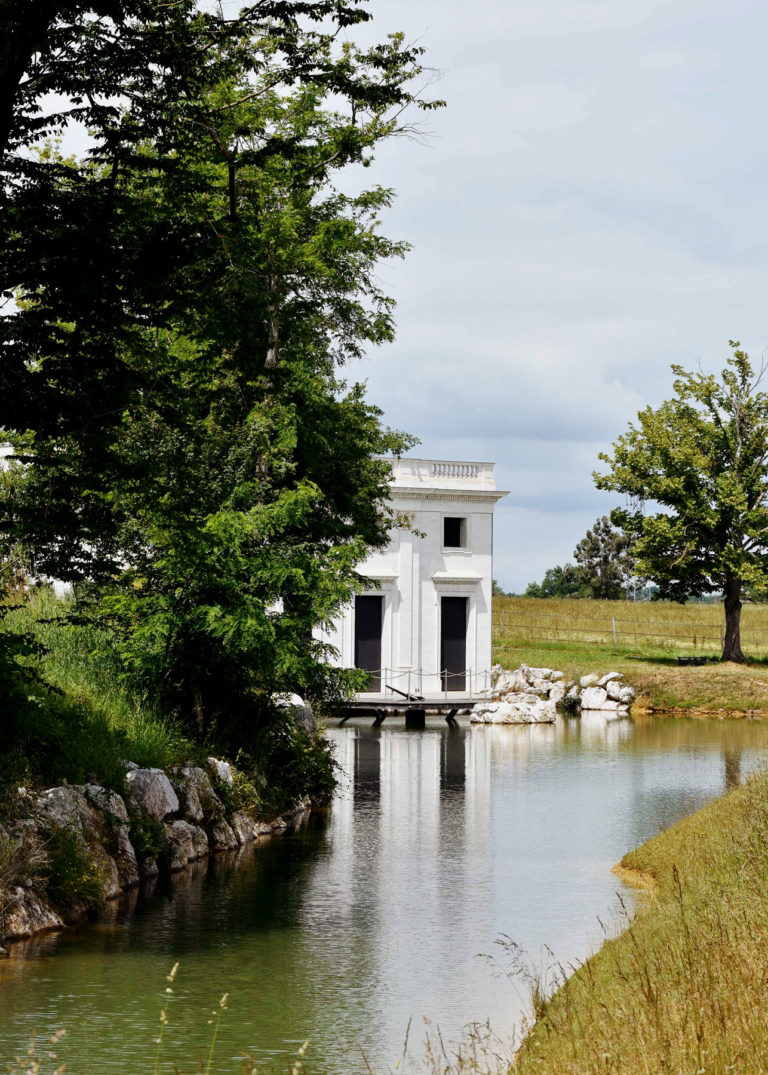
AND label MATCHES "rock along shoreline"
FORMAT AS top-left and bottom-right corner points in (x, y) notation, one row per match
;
(0, 756), (310, 952)
(470, 663), (638, 724)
